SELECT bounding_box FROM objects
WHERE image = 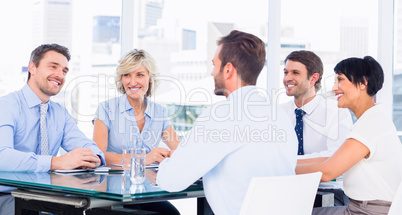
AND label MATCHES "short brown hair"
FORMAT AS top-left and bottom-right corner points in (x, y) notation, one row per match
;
(28, 44), (70, 81)
(284, 50), (323, 91)
(217, 30), (266, 85)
